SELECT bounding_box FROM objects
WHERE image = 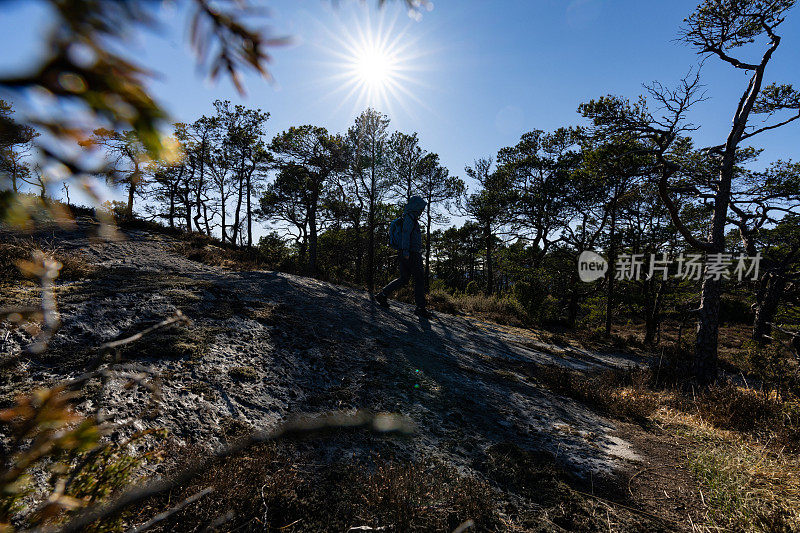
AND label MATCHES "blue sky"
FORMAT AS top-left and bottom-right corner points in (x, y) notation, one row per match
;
(1, 0), (799, 210)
